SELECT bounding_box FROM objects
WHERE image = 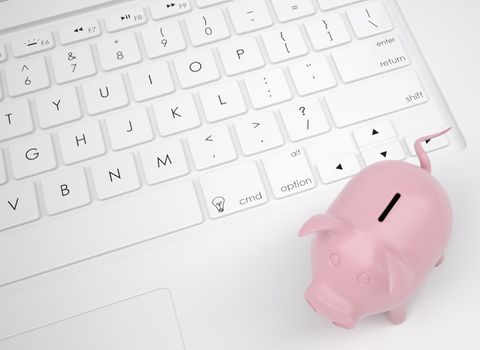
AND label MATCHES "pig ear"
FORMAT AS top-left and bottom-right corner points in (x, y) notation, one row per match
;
(299, 214), (346, 237)
(385, 250), (415, 298)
